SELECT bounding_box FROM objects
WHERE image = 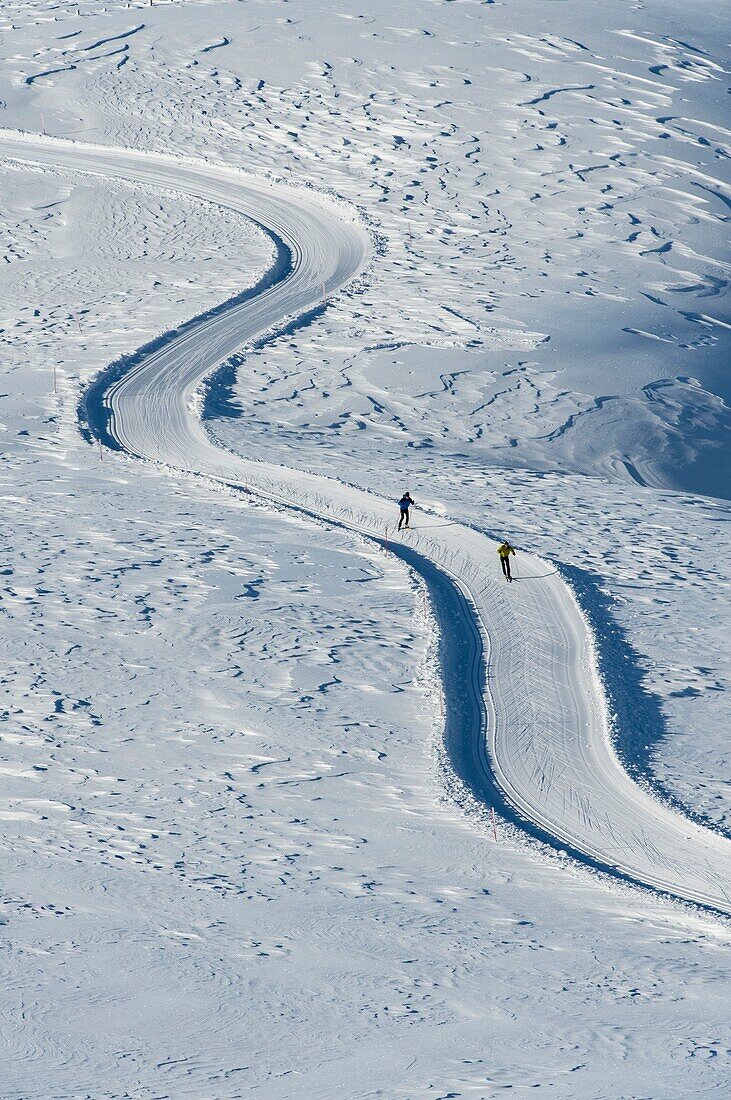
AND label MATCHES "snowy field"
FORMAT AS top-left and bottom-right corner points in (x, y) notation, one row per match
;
(1, 1), (730, 1097)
